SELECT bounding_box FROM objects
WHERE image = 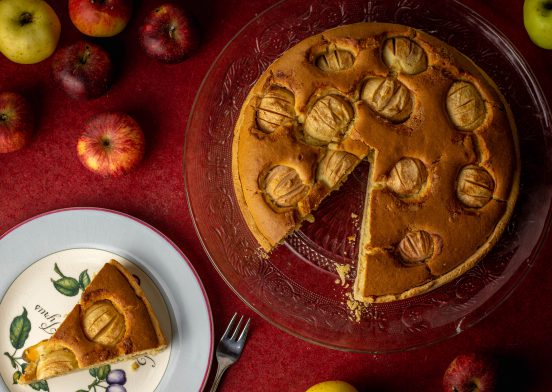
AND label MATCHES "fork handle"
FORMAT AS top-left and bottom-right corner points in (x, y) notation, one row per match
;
(209, 359), (232, 392)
